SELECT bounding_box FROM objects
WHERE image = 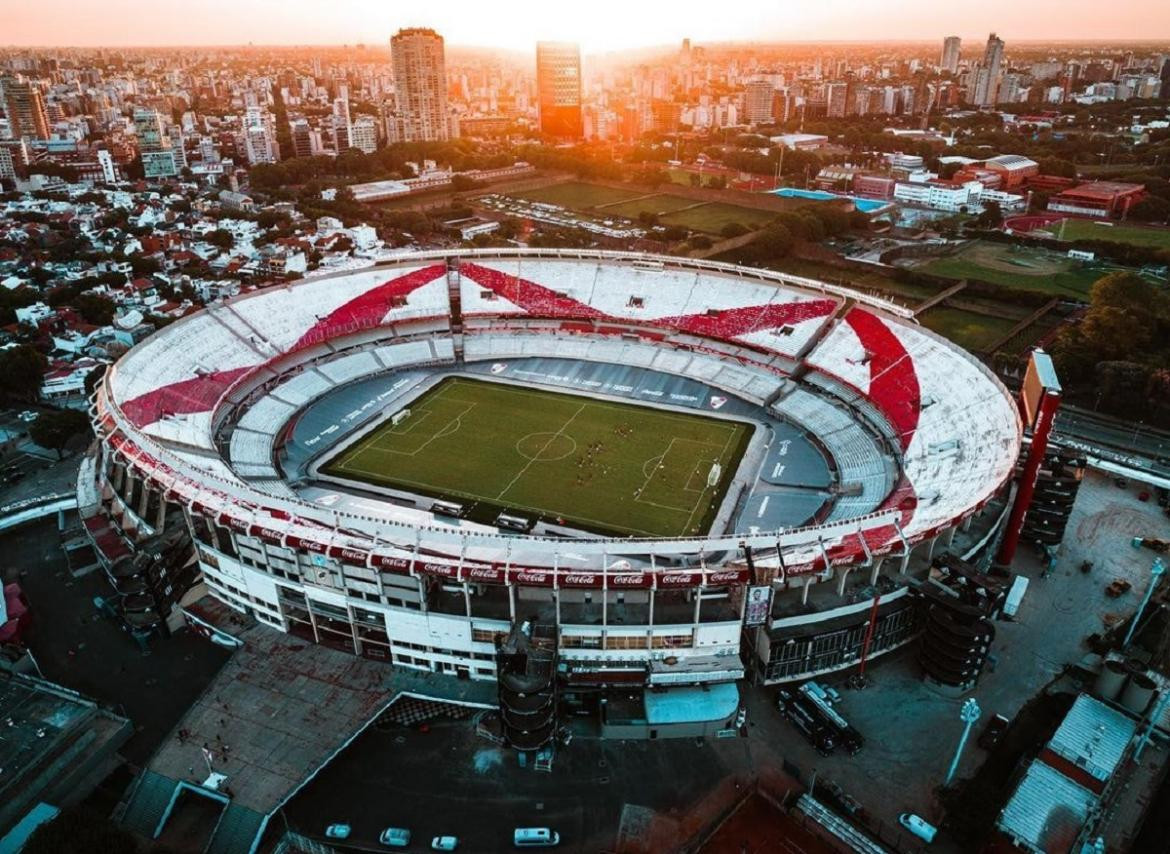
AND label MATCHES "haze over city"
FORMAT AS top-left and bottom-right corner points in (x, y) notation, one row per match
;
(5, 0), (1170, 47)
